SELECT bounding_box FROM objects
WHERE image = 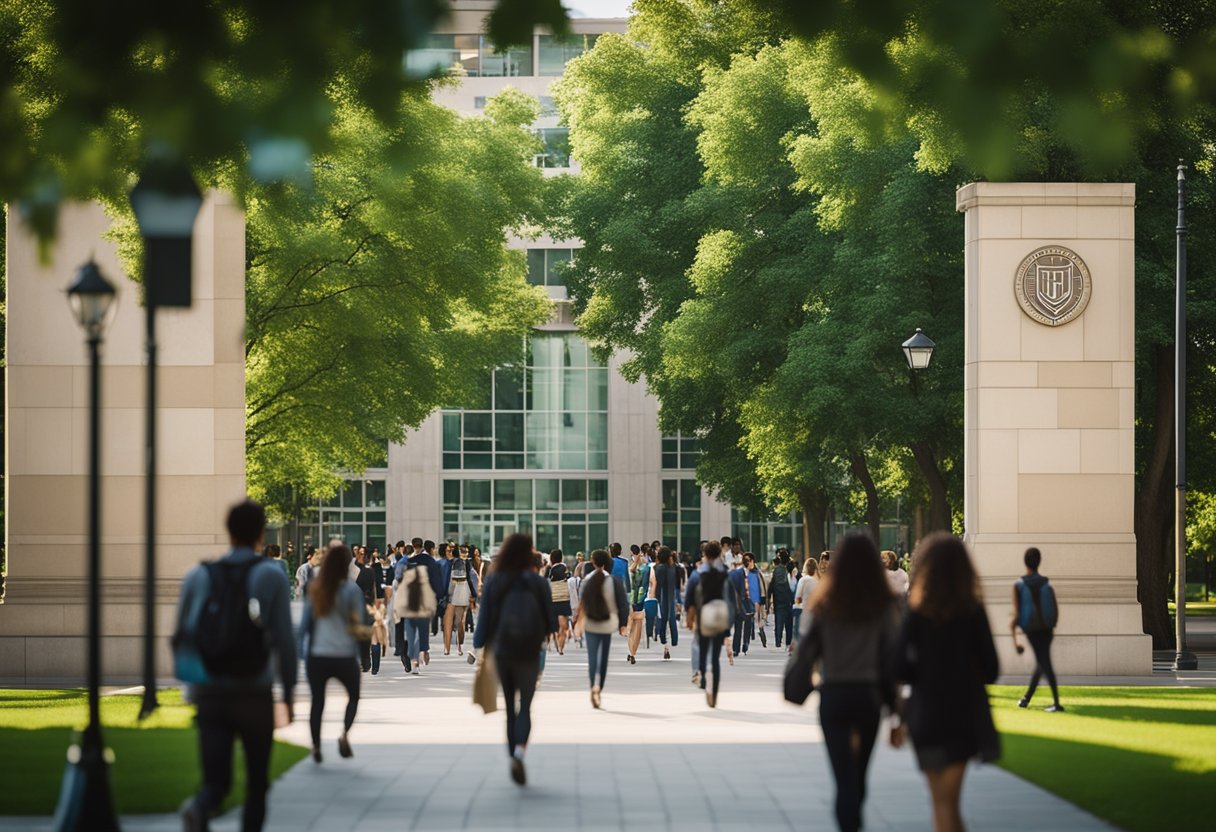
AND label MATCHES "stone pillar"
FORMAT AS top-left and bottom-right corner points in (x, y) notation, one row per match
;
(1, 194), (246, 684)
(958, 182), (1150, 676)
